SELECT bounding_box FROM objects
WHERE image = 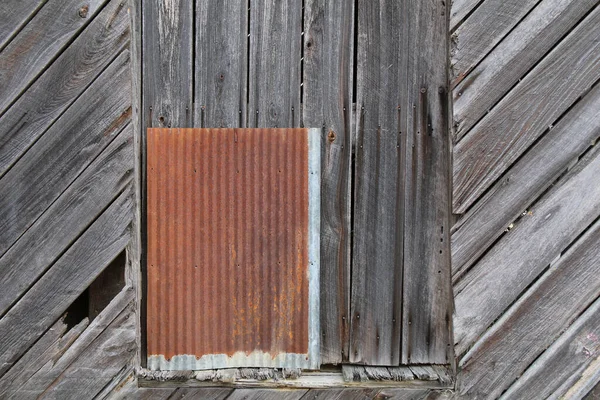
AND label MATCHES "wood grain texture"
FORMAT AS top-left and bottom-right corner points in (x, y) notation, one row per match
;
(352, 0), (452, 366)
(0, 0), (130, 179)
(301, 388), (379, 400)
(195, 0), (247, 128)
(303, 0), (354, 364)
(453, 7), (600, 213)
(453, 0), (598, 139)
(501, 296), (600, 400)
(226, 389), (309, 400)
(0, 124), (132, 317)
(0, 0), (46, 51)
(452, 82), (600, 279)
(453, 145), (600, 355)
(375, 389), (431, 400)
(0, 54), (131, 262)
(0, 0), (110, 116)
(449, 0), (482, 31)
(0, 317), (87, 398)
(143, 0), (192, 128)
(39, 302), (136, 399)
(457, 218), (600, 398)
(450, 0), (538, 87)
(248, 0), (301, 128)
(0, 189), (132, 376)
(20, 287), (135, 398)
(167, 388), (233, 400)
(104, 374), (176, 400)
